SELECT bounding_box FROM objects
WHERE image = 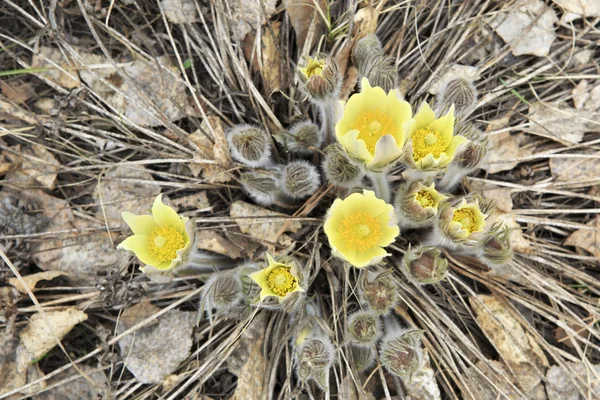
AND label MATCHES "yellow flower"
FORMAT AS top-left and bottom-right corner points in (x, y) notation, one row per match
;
(298, 57), (326, 79)
(439, 198), (487, 242)
(324, 190), (400, 268)
(335, 78), (413, 171)
(118, 194), (192, 272)
(396, 181), (447, 227)
(249, 254), (304, 300)
(298, 56), (341, 100)
(406, 103), (467, 171)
